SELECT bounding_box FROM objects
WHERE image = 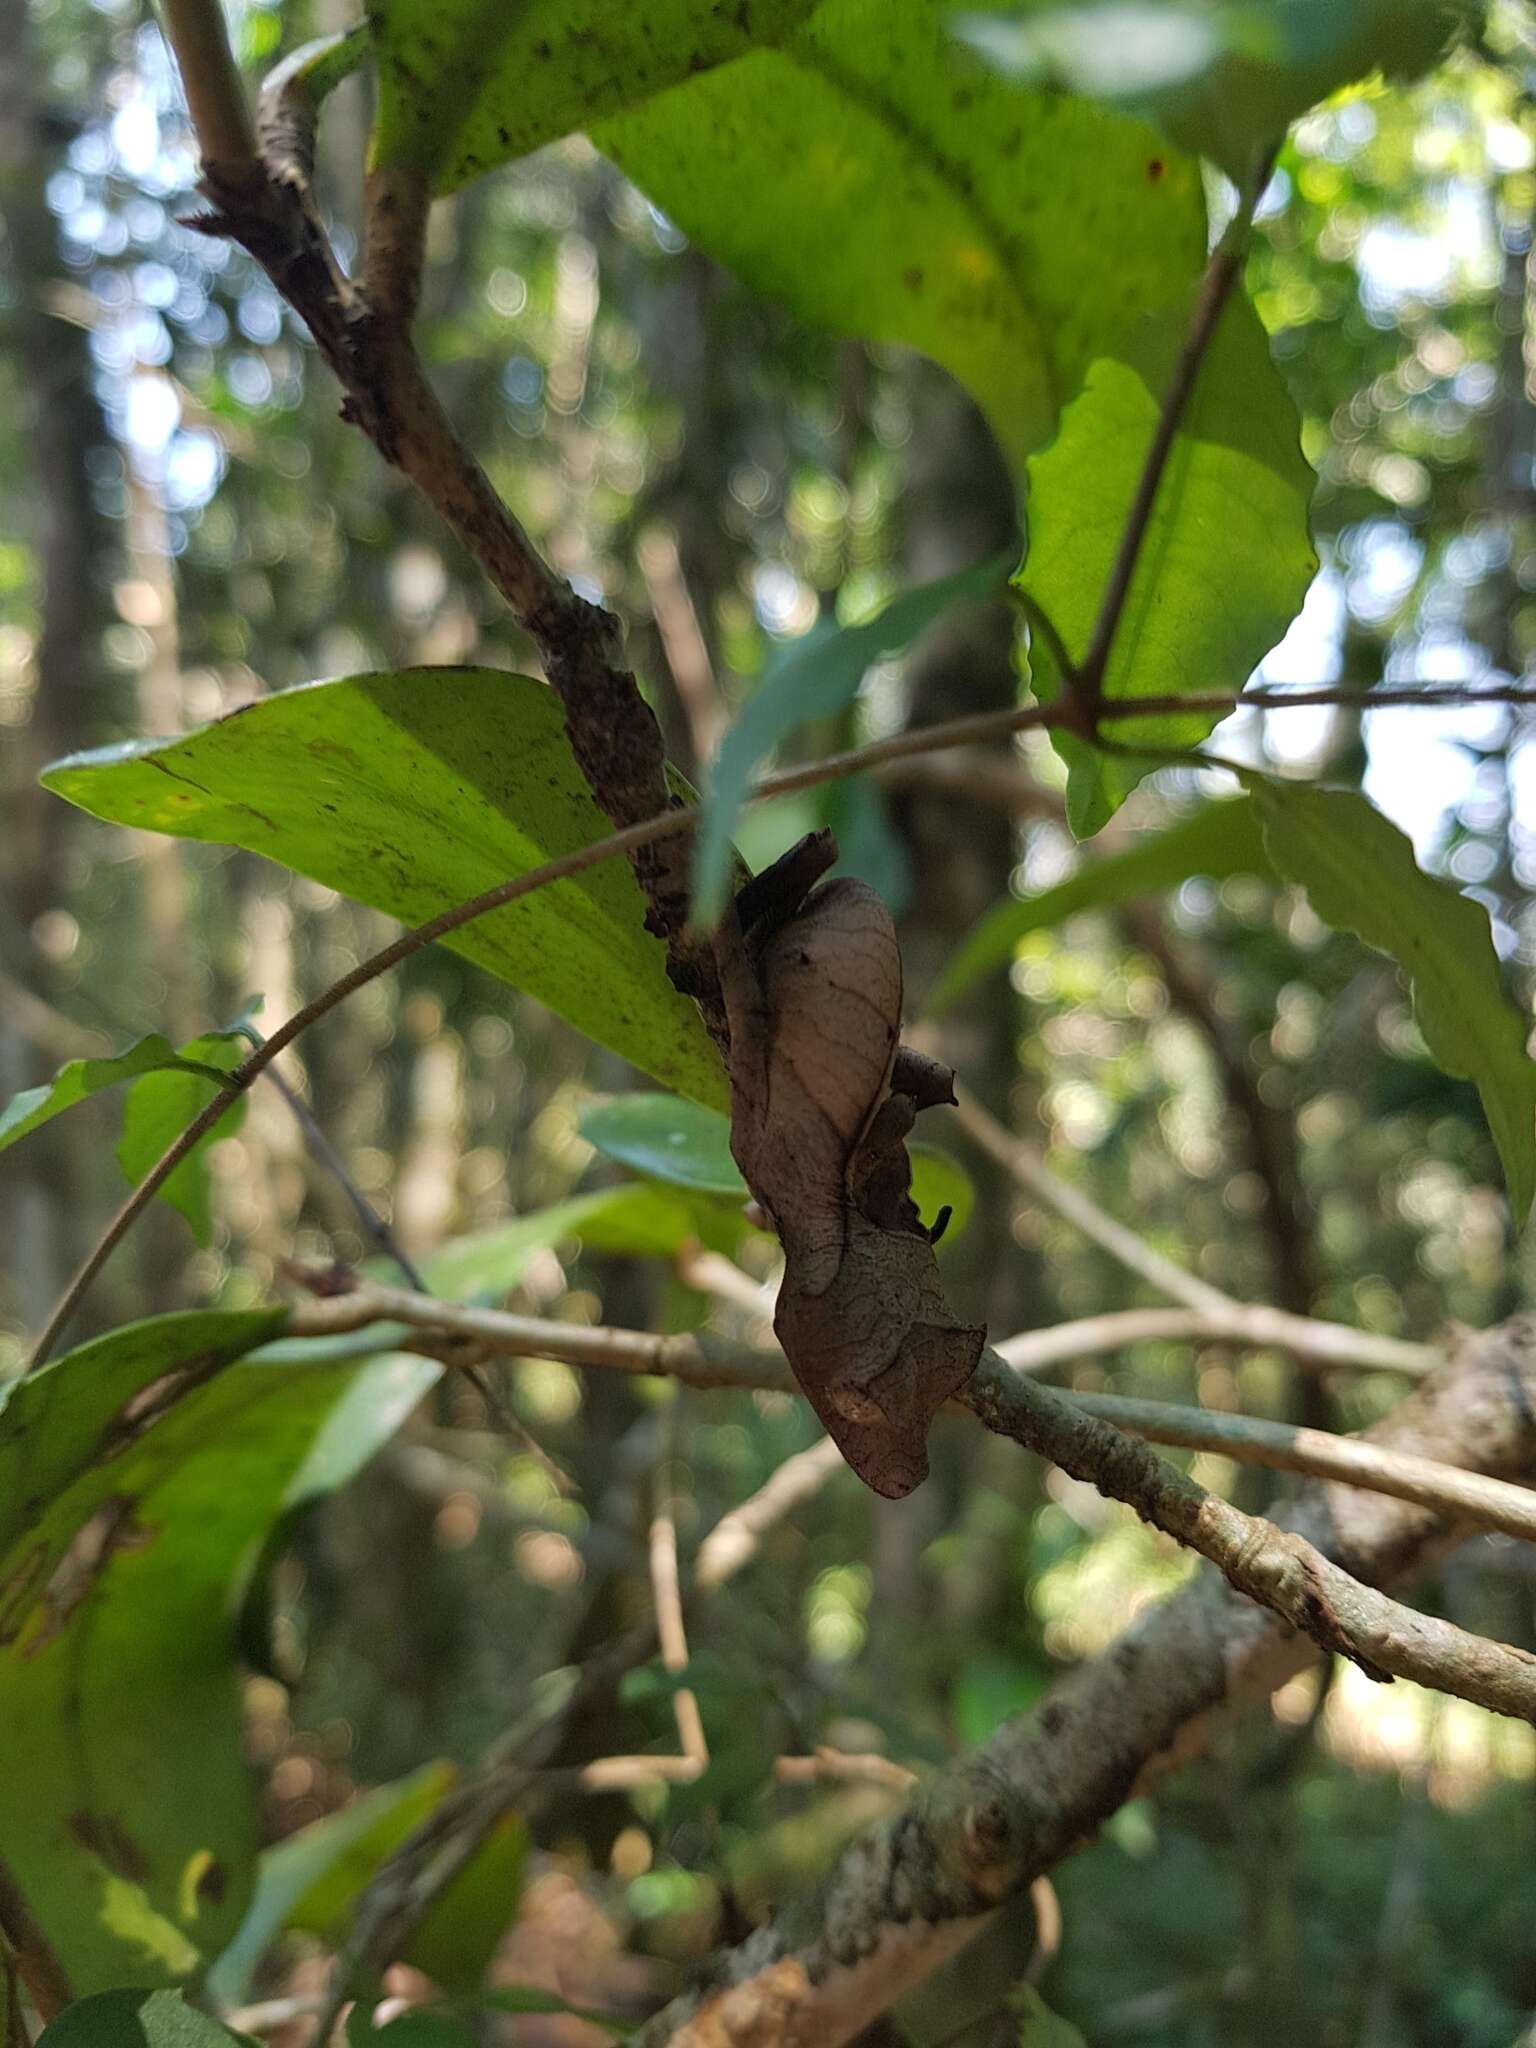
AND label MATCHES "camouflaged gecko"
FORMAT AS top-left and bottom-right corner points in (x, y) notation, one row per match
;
(718, 832), (984, 1499)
